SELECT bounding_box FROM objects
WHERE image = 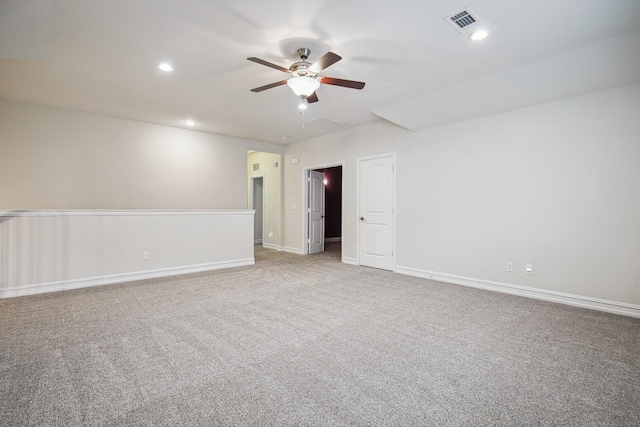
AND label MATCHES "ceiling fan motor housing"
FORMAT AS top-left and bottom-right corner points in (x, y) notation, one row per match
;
(290, 48), (314, 77)
(290, 62), (314, 77)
